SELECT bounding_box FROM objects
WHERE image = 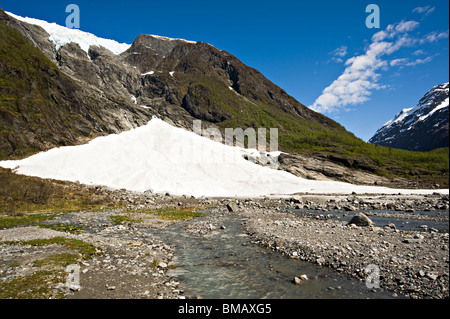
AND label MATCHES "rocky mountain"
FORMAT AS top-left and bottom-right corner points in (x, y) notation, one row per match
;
(0, 8), (448, 188)
(0, 9), (154, 160)
(1, 9), (342, 152)
(370, 83), (449, 152)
